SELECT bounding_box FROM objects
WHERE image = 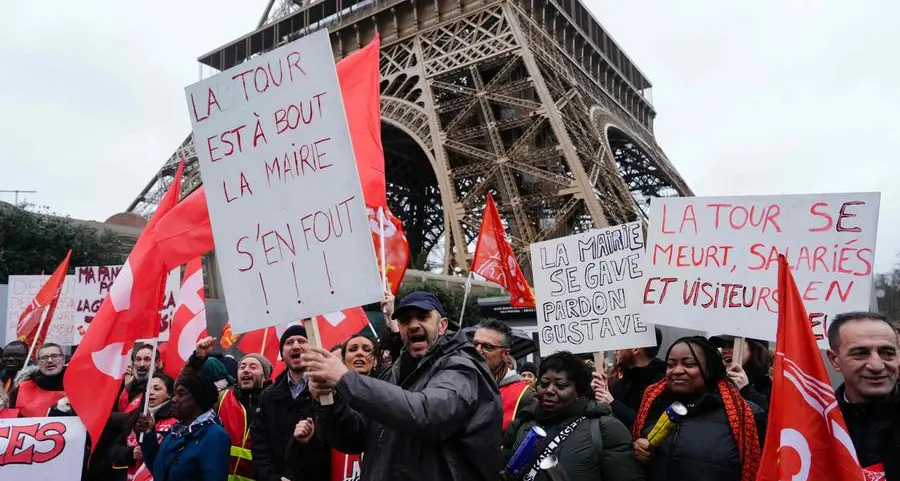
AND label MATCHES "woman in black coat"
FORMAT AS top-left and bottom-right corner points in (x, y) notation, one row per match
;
(633, 337), (766, 481)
